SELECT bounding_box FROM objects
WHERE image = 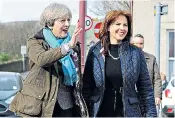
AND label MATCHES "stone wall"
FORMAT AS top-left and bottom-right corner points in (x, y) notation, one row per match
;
(0, 57), (29, 72)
